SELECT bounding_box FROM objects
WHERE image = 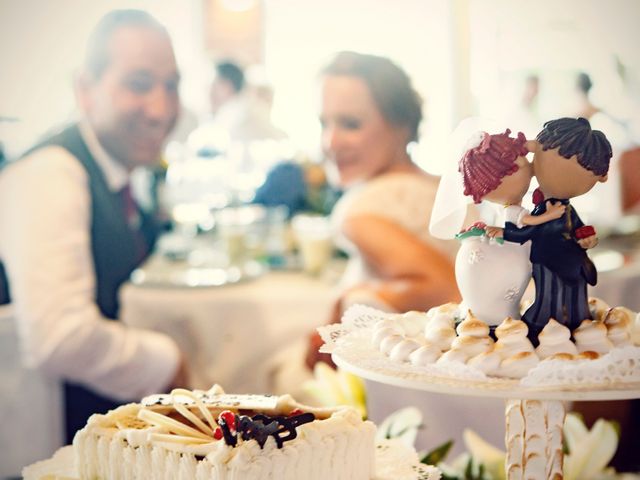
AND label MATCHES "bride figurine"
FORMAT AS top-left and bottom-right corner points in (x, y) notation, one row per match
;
(431, 129), (565, 326)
